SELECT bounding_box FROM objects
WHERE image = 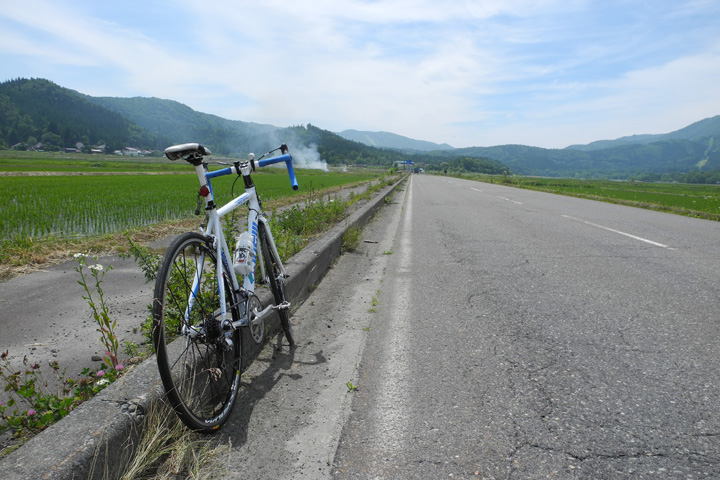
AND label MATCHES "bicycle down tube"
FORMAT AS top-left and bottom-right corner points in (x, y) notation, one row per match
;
(184, 146), (294, 327)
